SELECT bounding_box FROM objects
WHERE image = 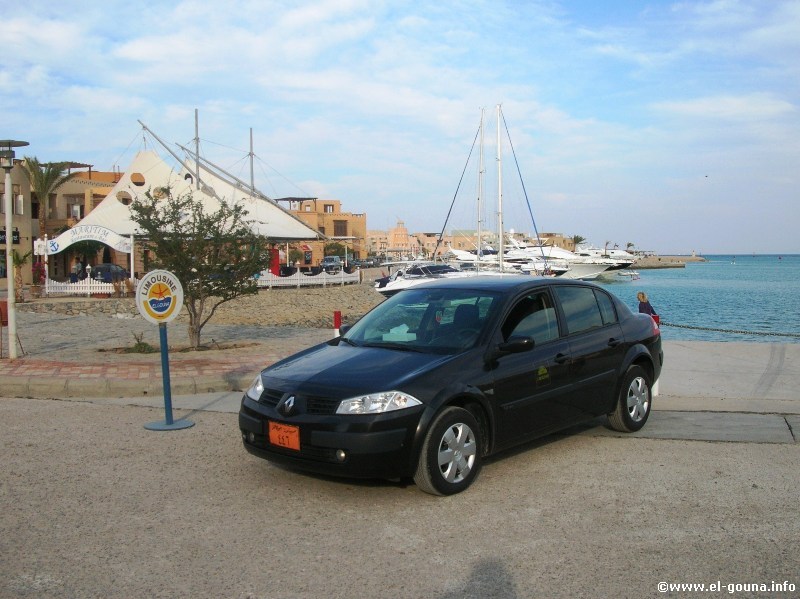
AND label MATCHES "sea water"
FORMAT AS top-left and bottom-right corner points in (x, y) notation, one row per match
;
(597, 254), (800, 344)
